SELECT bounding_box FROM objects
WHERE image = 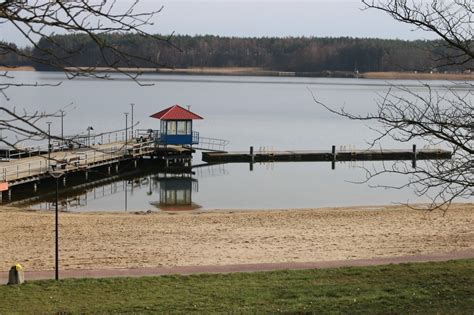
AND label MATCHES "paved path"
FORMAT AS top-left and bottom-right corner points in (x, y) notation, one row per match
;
(1, 249), (473, 284)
